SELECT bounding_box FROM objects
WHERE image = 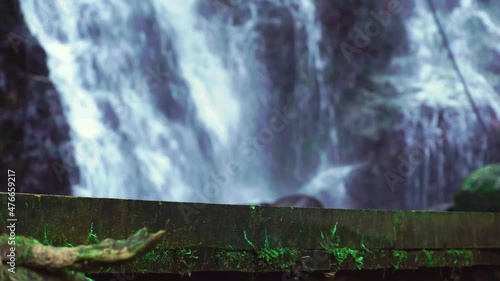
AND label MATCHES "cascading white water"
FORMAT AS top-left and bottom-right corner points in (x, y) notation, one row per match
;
(18, 0), (498, 209)
(18, 0), (328, 204)
(381, 0), (500, 209)
(19, 0), (256, 201)
(154, 0), (240, 146)
(19, 0), (196, 200)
